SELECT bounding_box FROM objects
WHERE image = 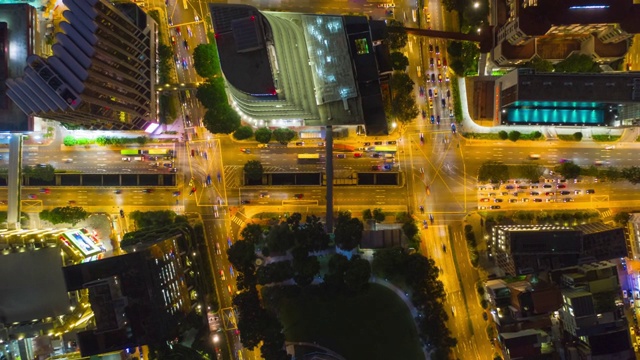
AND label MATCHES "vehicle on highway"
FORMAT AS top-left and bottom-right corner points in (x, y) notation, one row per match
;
(372, 165), (381, 171)
(387, 140), (397, 145)
(533, 198), (542, 202)
(258, 143), (269, 148)
(122, 157), (131, 161)
(114, 190), (122, 194)
(182, 58), (188, 69)
(40, 188), (50, 194)
(490, 205), (501, 209)
(542, 184), (553, 189)
(195, 15), (199, 21)
(240, 148), (251, 154)
(594, 160), (609, 166)
(215, 243), (221, 255)
(260, 192), (270, 198)
(423, 220), (428, 229)
(420, 133), (424, 144)
(294, 194), (304, 199)
(505, 185), (515, 190)
(509, 199), (518, 203)
(529, 154), (540, 160)
(295, 142), (305, 146)
(428, 44), (433, 53)
(436, 115), (440, 124)
(143, 189), (153, 193)
(377, 3), (395, 7)
(430, 115), (435, 124)
(219, 270), (226, 281)
(446, 89), (450, 98)
(120, 209), (125, 217)
(443, 58), (447, 68)
(175, 26), (181, 35)
(364, 142), (371, 146)
(229, 266), (235, 277)
(530, 191), (540, 196)
(214, 205), (219, 217)
(206, 175), (212, 186)
(28, 194), (37, 199)
(431, 73), (436, 83)
(419, 86), (424, 97)
(168, 17), (173, 25)
(354, 153), (362, 158)
(441, 98), (446, 107)
(68, 200), (76, 205)
(435, 45), (440, 54)
(428, 88), (433, 98)
(586, 189), (596, 194)
(560, 190), (571, 195)
(438, 74), (443, 82)
(227, 238), (232, 247)
(336, 154), (346, 159)
(374, 141), (383, 145)
(563, 198), (574, 202)
(189, 187), (196, 196)
(429, 214), (434, 223)
(494, 199), (503, 203)
(227, 285), (233, 295)
(63, 158), (73, 163)
(419, 205), (424, 214)
(173, 191), (181, 196)
(434, 88), (438, 97)
(480, 198), (490, 202)
(241, 200), (250, 204)
(187, 25), (193, 37)
(522, 198), (530, 203)
(605, 145), (615, 150)
(544, 191), (554, 196)
(557, 184), (566, 189)
(437, 58), (442, 68)
(429, 58), (434, 67)
(183, 40), (189, 50)
(171, 36), (176, 45)
(574, 190), (582, 194)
